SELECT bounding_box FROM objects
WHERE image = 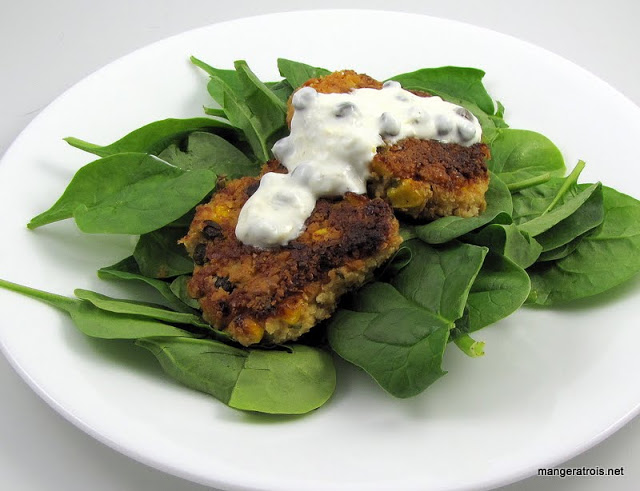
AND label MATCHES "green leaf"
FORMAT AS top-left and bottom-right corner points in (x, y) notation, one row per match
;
(98, 256), (197, 314)
(64, 118), (234, 158)
(266, 79), (295, 105)
(277, 58), (331, 89)
(228, 345), (336, 414)
(328, 240), (486, 398)
(209, 75), (273, 162)
(390, 240), (488, 322)
(137, 338), (336, 414)
(528, 187), (640, 305)
(328, 308), (449, 398)
(511, 162), (585, 228)
(518, 182), (601, 238)
(198, 59), (290, 163)
(28, 153), (216, 234)
(536, 236), (584, 262)
(235, 60), (287, 114)
(136, 337), (248, 403)
(533, 184), (604, 252)
(540, 160), (585, 214)
(414, 173), (512, 244)
(169, 275), (201, 309)
(73, 289), (208, 329)
(348, 282), (415, 313)
(389, 66), (496, 115)
(466, 223), (542, 269)
(190, 56), (243, 106)
(133, 226), (193, 279)
(487, 129), (566, 186)
(69, 304), (196, 339)
(463, 252), (531, 332)
(158, 131), (259, 178)
(0, 279), (195, 339)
